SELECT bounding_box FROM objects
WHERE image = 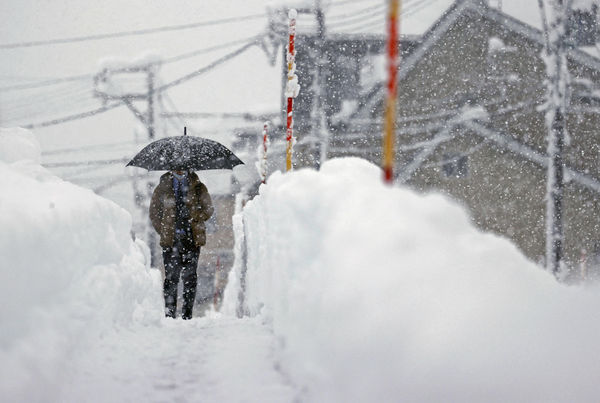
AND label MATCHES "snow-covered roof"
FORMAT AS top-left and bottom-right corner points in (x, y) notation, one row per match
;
(400, 0), (600, 82)
(351, 0), (600, 121)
